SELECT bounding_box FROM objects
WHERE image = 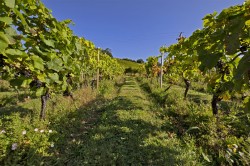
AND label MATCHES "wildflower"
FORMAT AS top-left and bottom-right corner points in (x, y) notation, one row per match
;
(34, 128), (38, 132)
(40, 129), (44, 133)
(50, 143), (54, 148)
(0, 130), (6, 134)
(22, 130), (27, 135)
(11, 143), (18, 150)
(48, 130), (52, 133)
